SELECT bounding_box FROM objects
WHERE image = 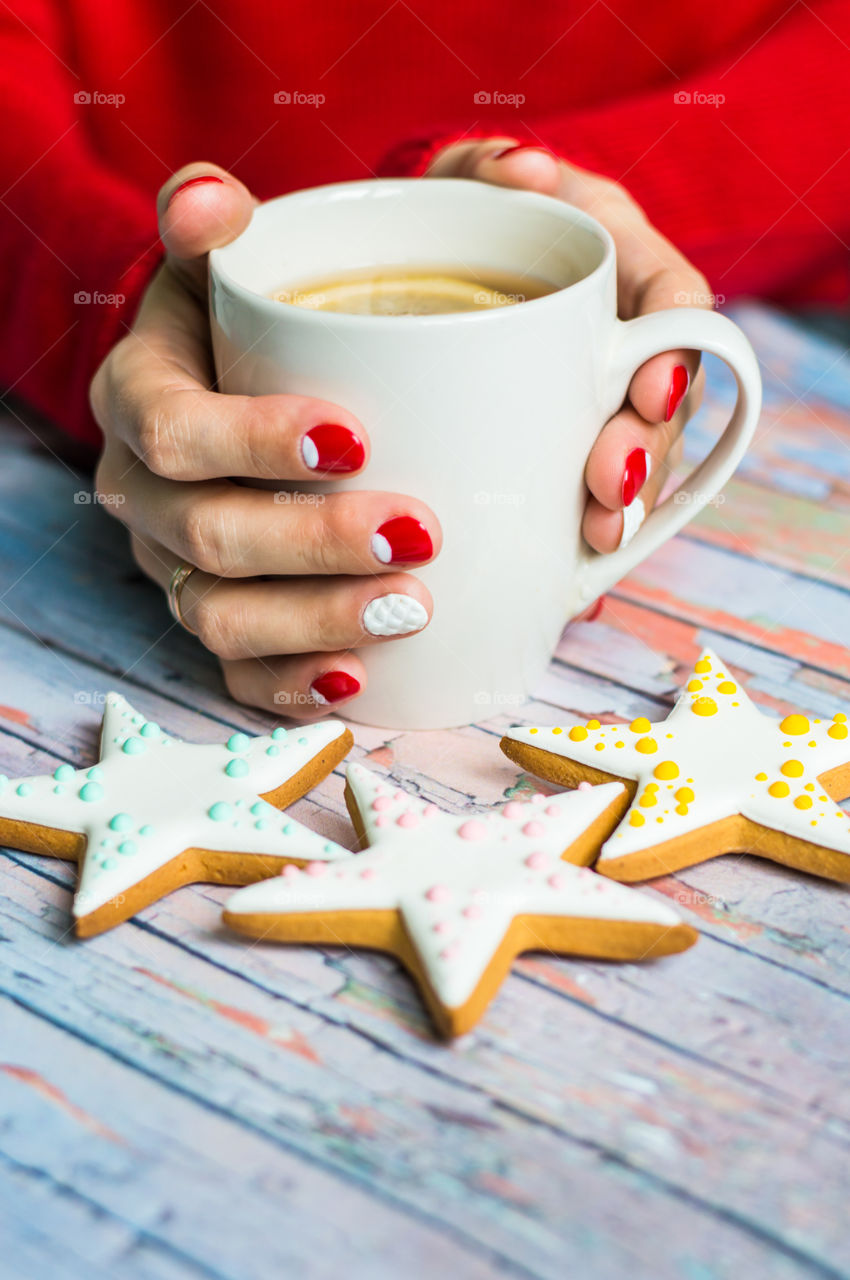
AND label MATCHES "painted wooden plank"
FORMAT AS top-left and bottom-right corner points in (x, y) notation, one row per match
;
(2, 857), (847, 1280)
